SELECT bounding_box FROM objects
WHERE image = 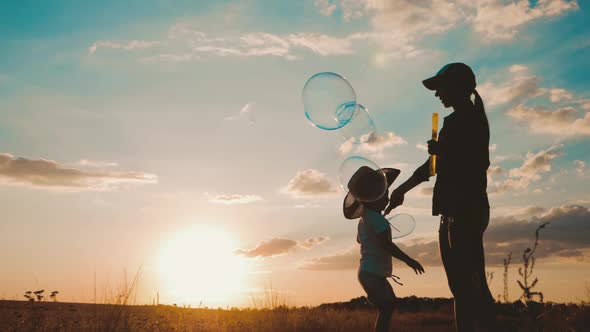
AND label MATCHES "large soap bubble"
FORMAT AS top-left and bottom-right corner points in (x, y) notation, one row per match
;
(339, 156), (387, 202)
(387, 213), (416, 239)
(337, 103), (377, 144)
(302, 72), (356, 130)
